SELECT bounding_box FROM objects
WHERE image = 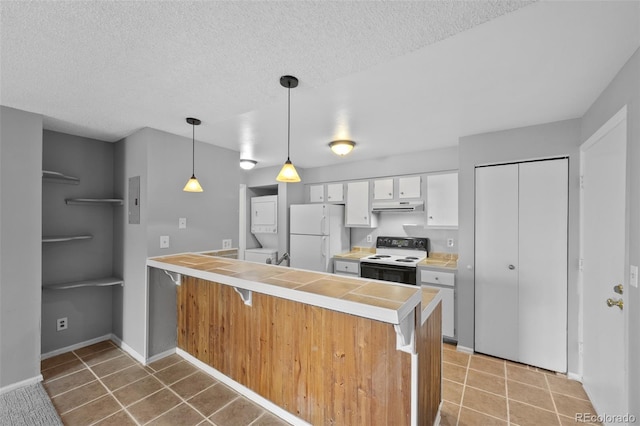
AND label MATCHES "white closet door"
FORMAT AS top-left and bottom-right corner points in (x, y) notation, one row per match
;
(475, 164), (520, 361)
(518, 159), (568, 371)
